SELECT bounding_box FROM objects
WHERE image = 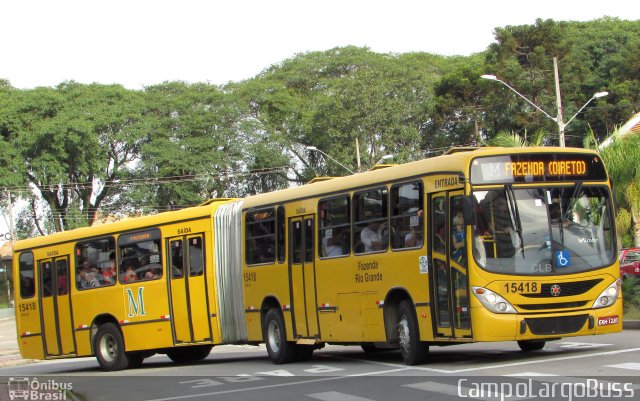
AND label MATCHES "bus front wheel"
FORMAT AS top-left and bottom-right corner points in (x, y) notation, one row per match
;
(263, 308), (296, 364)
(397, 300), (429, 365)
(94, 323), (130, 371)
